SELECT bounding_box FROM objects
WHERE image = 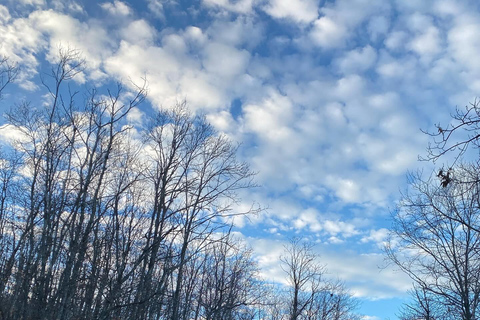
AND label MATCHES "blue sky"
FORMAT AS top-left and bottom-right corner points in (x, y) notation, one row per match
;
(1, 0), (479, 318)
